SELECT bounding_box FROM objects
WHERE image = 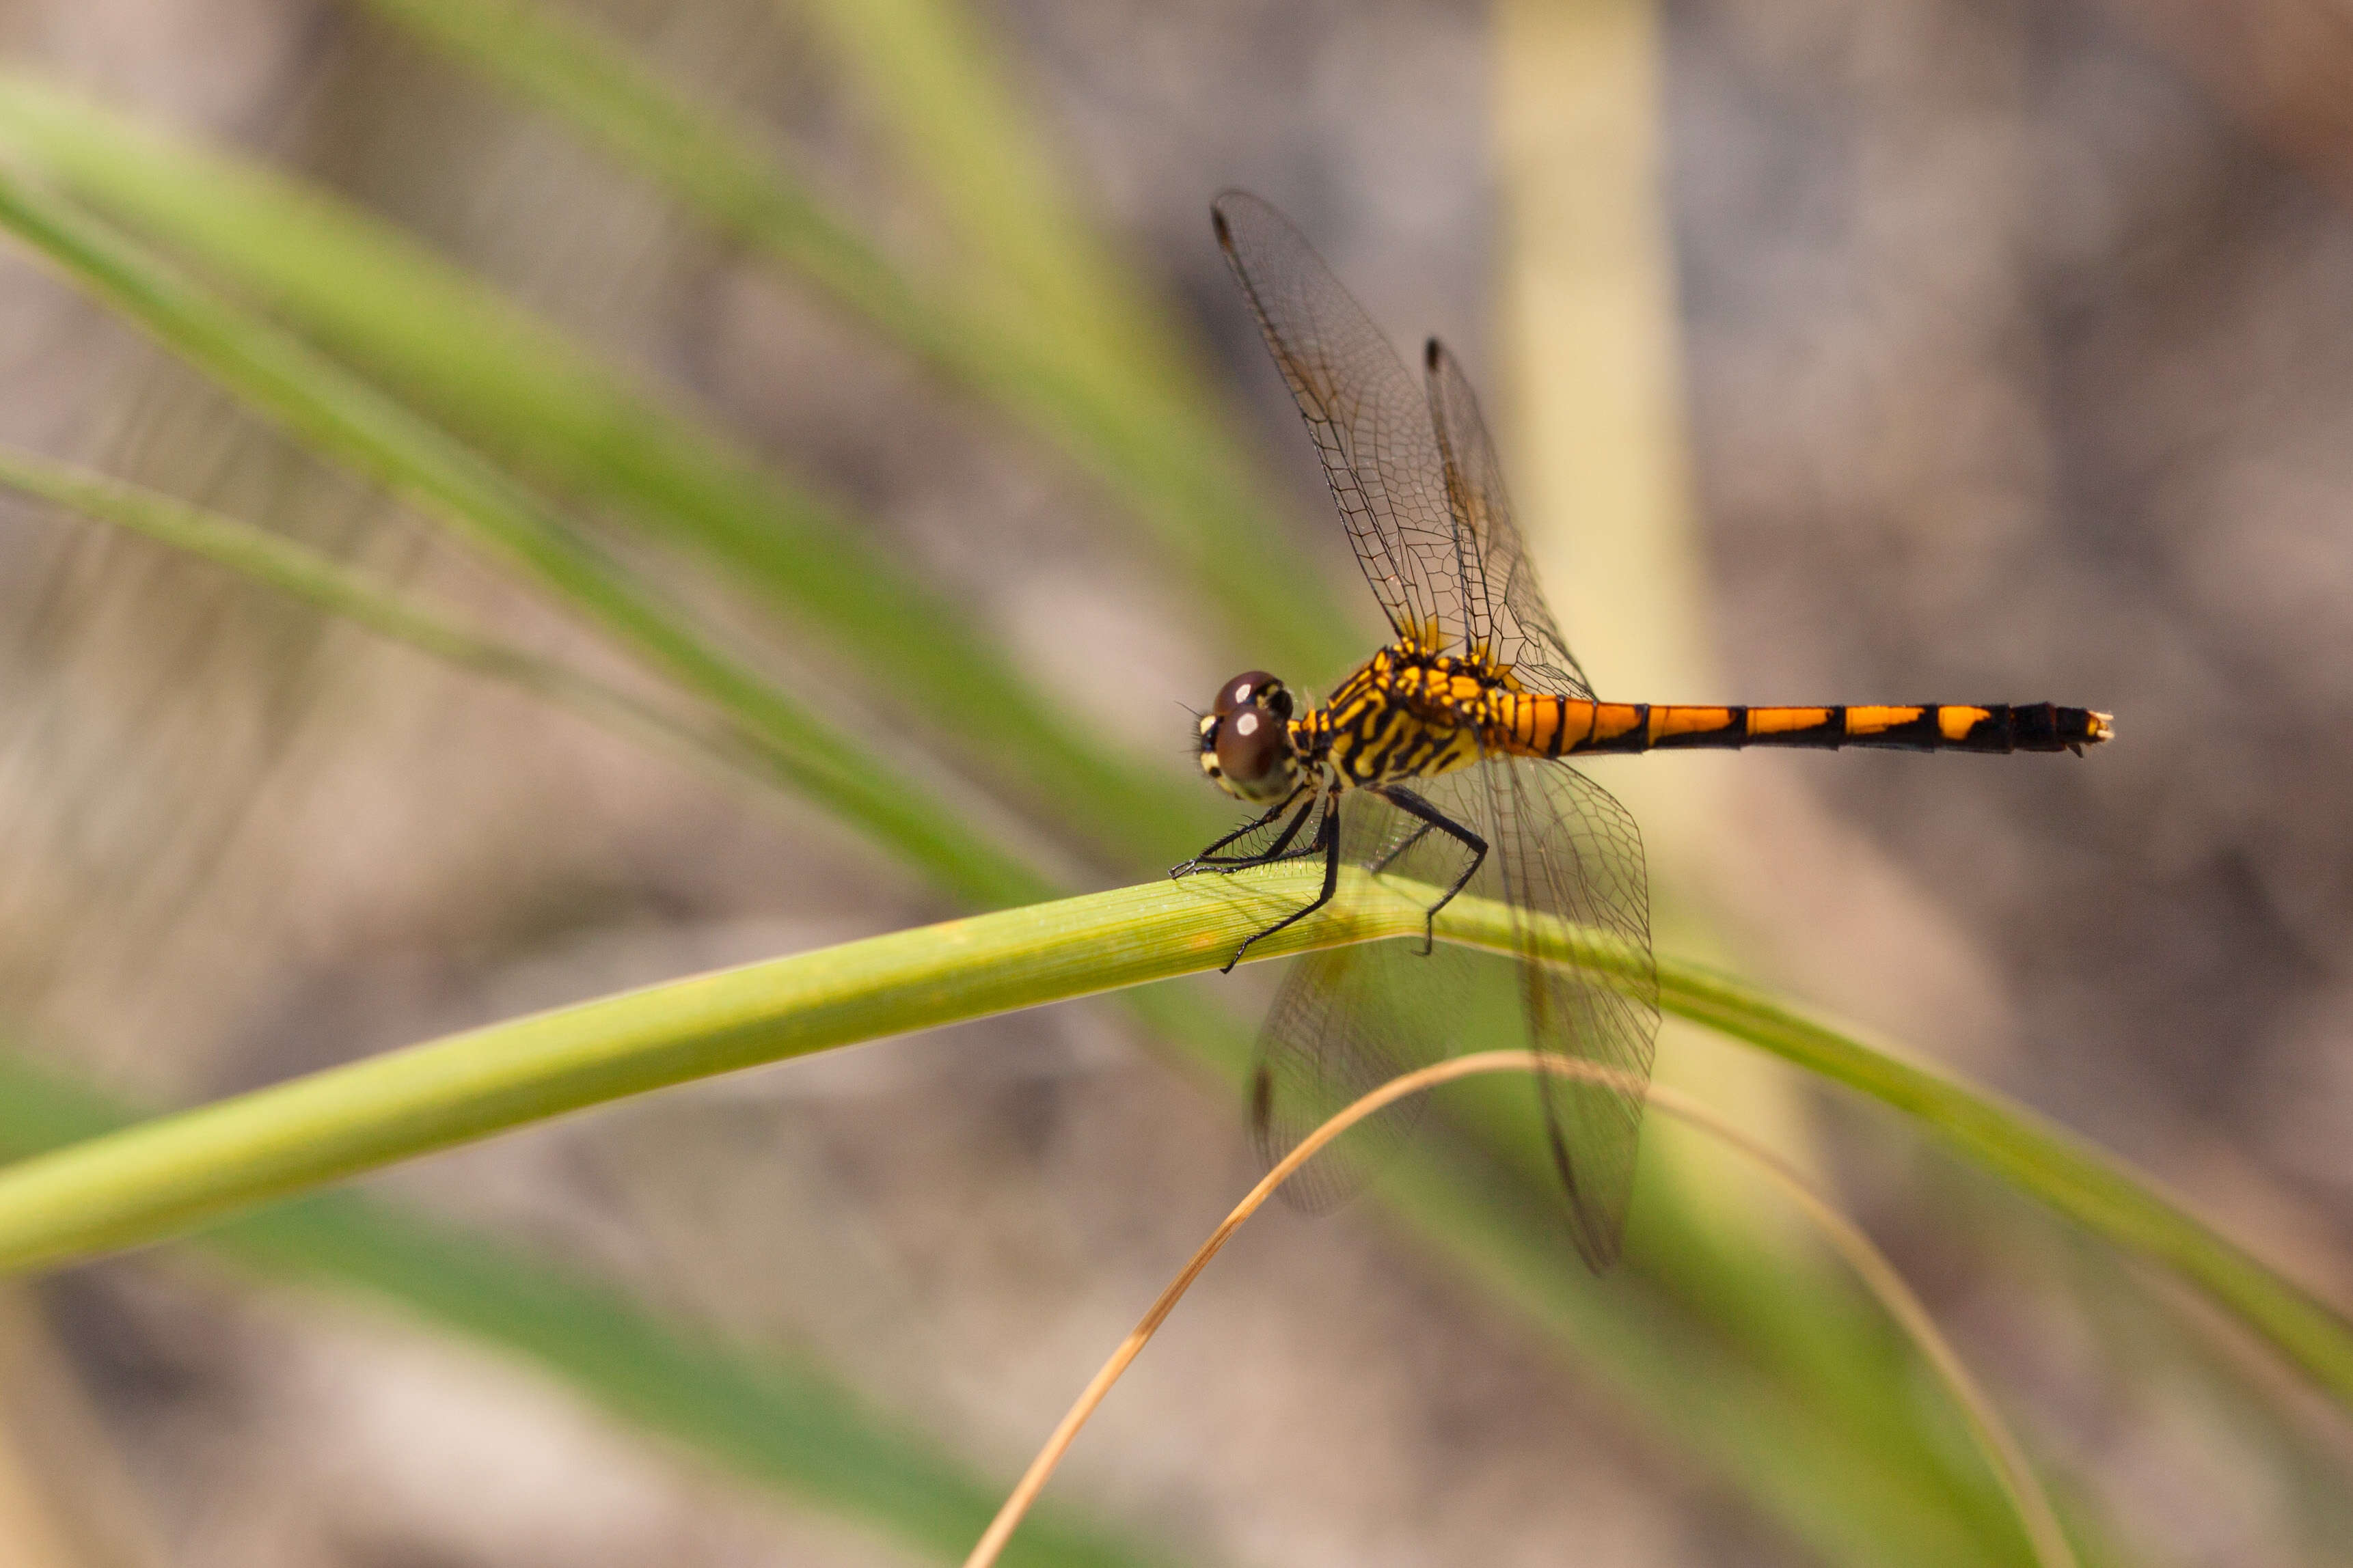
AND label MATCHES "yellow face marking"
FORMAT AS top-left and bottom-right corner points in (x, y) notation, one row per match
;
(1937, 706), (1991, 741)
(1589, 704), (1644, 743)
(1747, 706), (1831, 737)
(1844, 705), (1923, 736)
(1650, 706), (1733, 742)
